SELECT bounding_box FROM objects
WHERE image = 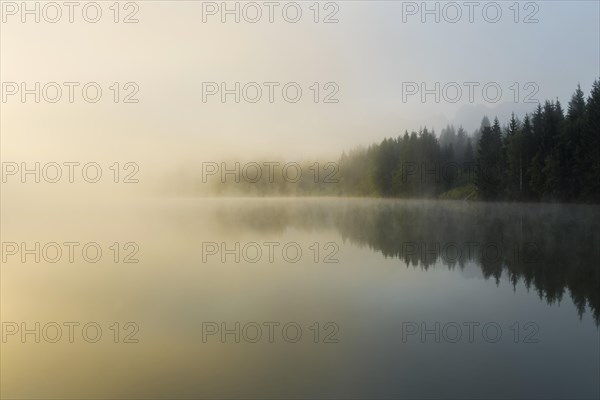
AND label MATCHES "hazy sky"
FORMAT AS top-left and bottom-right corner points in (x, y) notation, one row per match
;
(2, 0), (598, 168)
